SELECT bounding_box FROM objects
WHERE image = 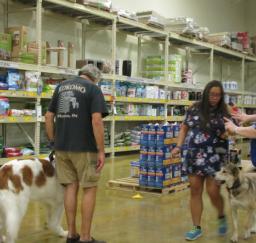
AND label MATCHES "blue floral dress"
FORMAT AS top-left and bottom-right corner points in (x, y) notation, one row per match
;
(183, 105), (228, 176)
